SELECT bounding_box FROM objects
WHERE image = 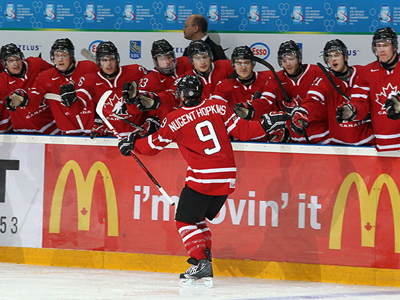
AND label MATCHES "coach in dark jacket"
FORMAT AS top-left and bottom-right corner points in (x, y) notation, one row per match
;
(182, 14), (227, 61)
